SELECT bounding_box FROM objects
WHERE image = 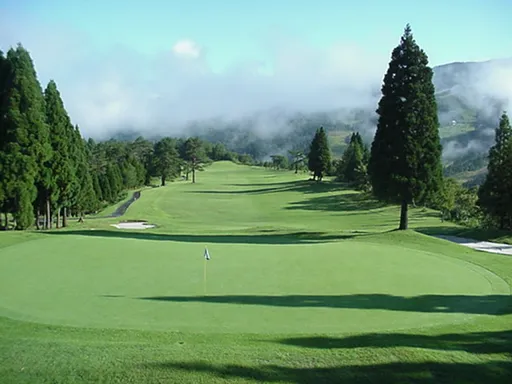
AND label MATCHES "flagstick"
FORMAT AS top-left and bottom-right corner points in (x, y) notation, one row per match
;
(203, 257), (207, 296)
